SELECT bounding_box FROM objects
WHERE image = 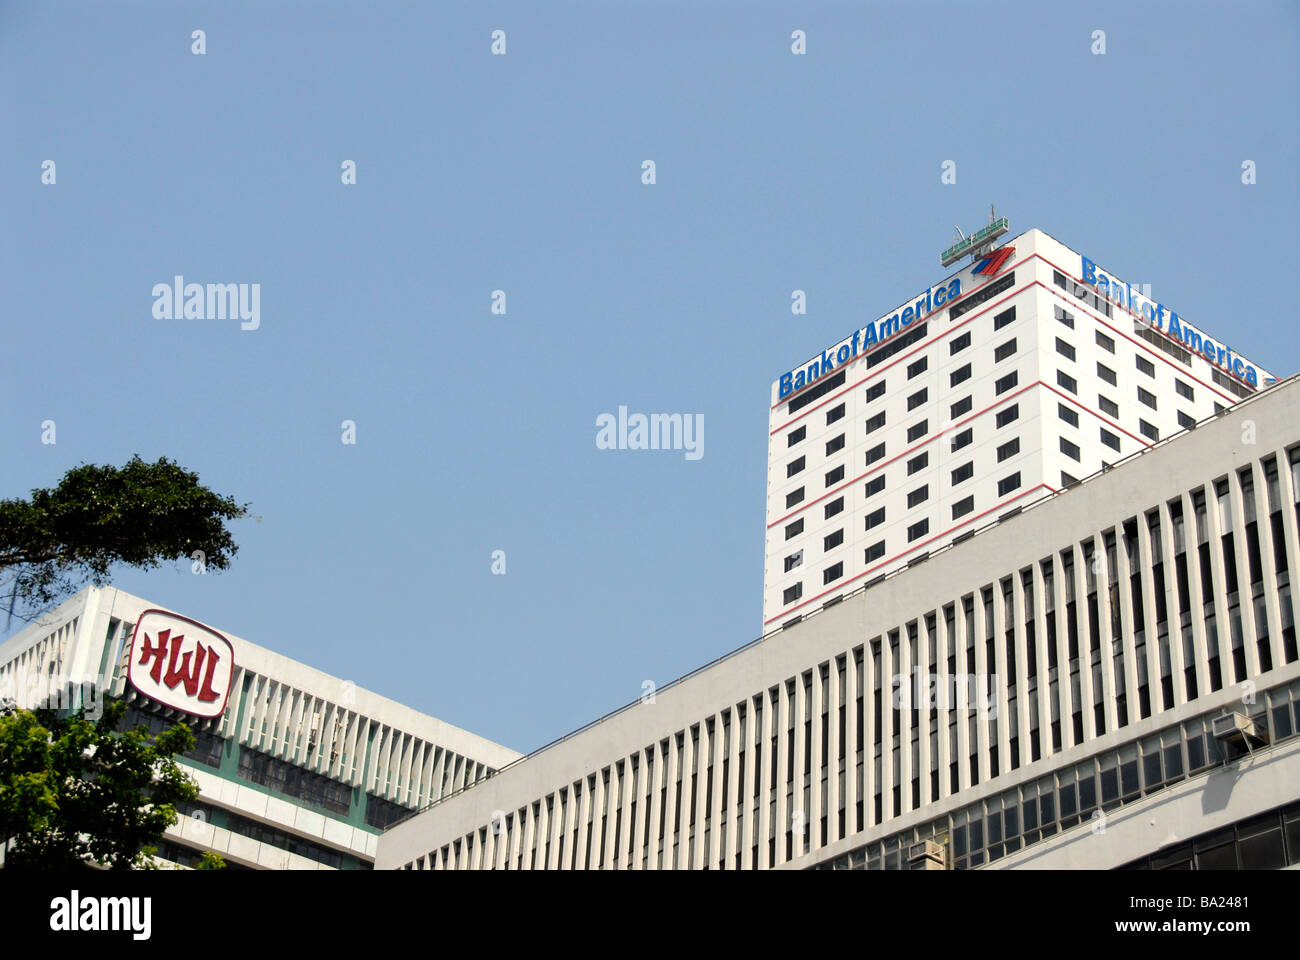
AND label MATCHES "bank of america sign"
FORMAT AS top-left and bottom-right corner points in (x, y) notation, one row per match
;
(126, 610), (235, 719)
